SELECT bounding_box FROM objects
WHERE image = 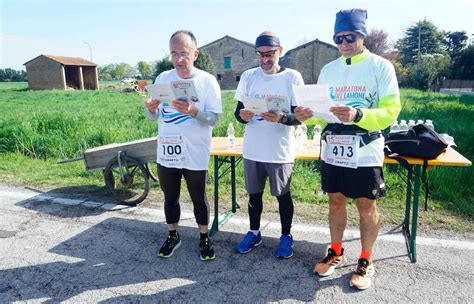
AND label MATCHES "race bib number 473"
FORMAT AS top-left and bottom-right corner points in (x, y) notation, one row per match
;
(324, 135), (359, 169)
(157, 135), (187, 166)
